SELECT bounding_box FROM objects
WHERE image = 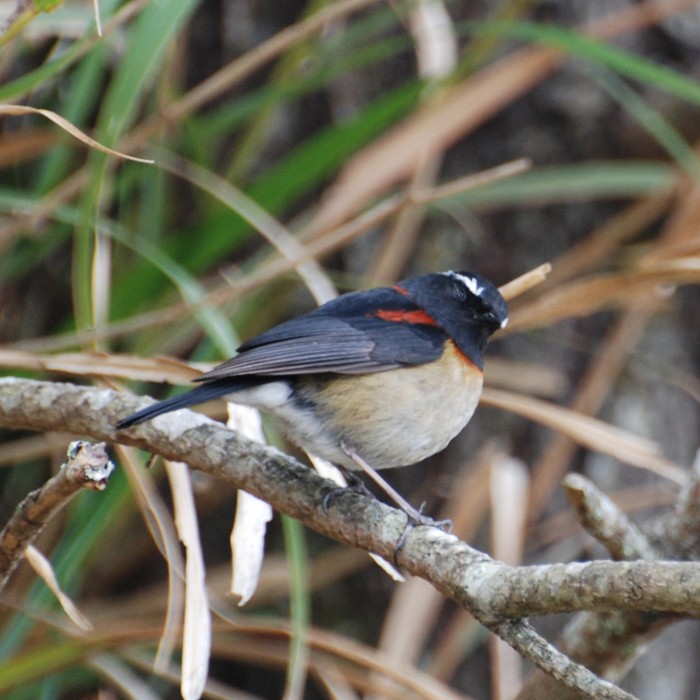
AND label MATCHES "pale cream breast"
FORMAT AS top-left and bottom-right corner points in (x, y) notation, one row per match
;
(292, 342), (484, 470)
